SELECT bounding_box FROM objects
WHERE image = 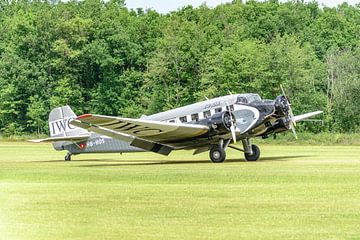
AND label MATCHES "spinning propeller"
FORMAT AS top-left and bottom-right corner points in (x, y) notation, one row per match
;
(280, 85), (298, 139)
